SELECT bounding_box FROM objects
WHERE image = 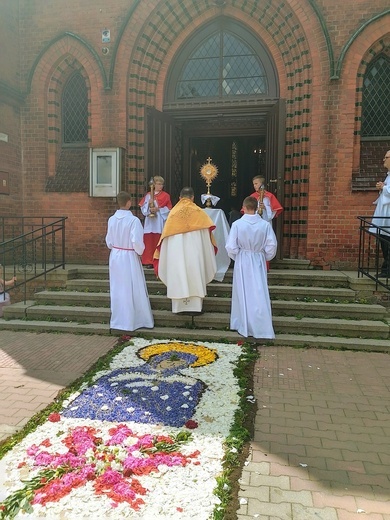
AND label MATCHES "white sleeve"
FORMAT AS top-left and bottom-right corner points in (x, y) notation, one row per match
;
(264, 223), (278, 261)
(140, 194), (151, 217)
(225, 223), (239, 261)
(260, 197), (276, 222)
(105, 219), (113, 249)
(132, 219), (146, 256)
(383, 183), (390, 204)
(159, 206), (170, 222)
